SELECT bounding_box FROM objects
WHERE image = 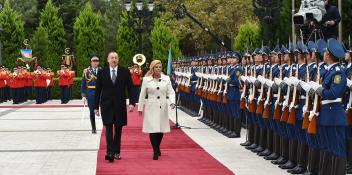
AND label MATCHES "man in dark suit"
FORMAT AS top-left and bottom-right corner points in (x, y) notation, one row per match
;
(94, 51), (136, 162)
